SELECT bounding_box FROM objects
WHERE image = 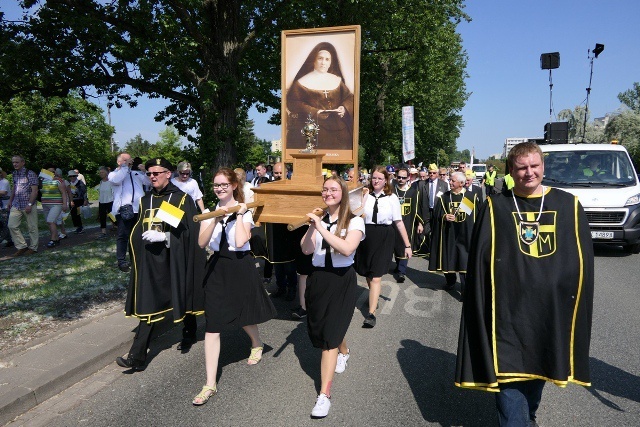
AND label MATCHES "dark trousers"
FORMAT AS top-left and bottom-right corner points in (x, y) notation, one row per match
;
(444, 272), (466, 289)
(70, 198), (84, 228)
(485, 184), (495, 196)
(116, 213), (138, 265)
(495, 380), (545, 426)
(128, 314), (198, 362)
(396, 258), (408, 275)
(263, 260), (273, 279)
(275, 262), (297, 290)
(98, 202), (113, 230)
